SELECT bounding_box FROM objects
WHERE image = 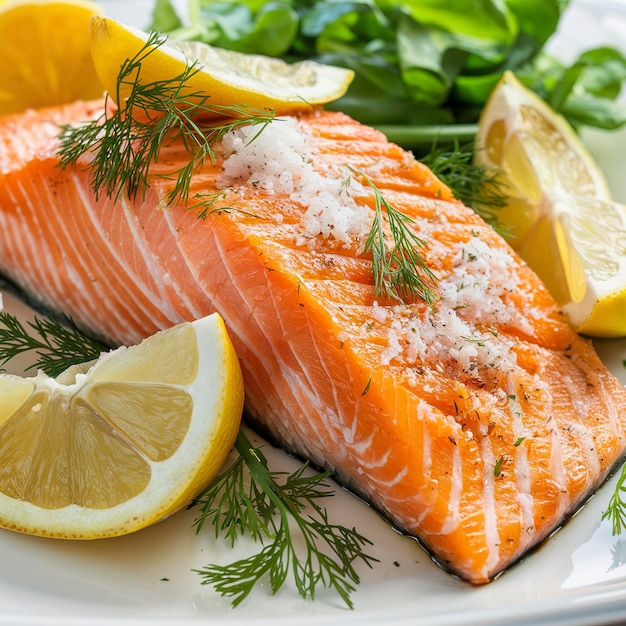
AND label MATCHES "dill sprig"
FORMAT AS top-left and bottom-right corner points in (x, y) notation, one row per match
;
(192, 429), (376, 608)
(0, 311), (105, 377)
(57, 31), (275, 210)
(188, 191), (229, 219)
(602, 463), (626, 535)
(187, 192), (260, 221)
(363, 179), (438, 305)
(420, 142), (508, 231)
